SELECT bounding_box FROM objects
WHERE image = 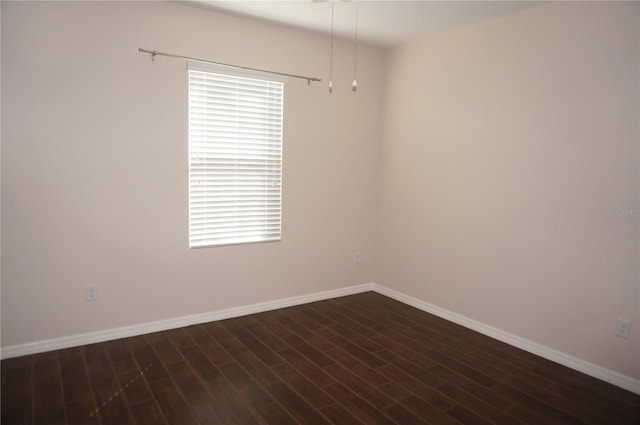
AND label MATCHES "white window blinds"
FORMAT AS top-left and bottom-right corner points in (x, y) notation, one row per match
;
(188, 62), (285, 248)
